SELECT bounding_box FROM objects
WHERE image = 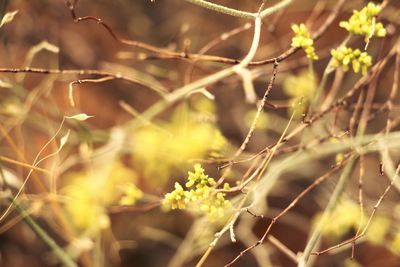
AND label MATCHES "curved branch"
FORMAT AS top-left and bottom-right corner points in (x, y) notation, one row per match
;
(184, 0), (294, 19)
(183, 0), (255, 19)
